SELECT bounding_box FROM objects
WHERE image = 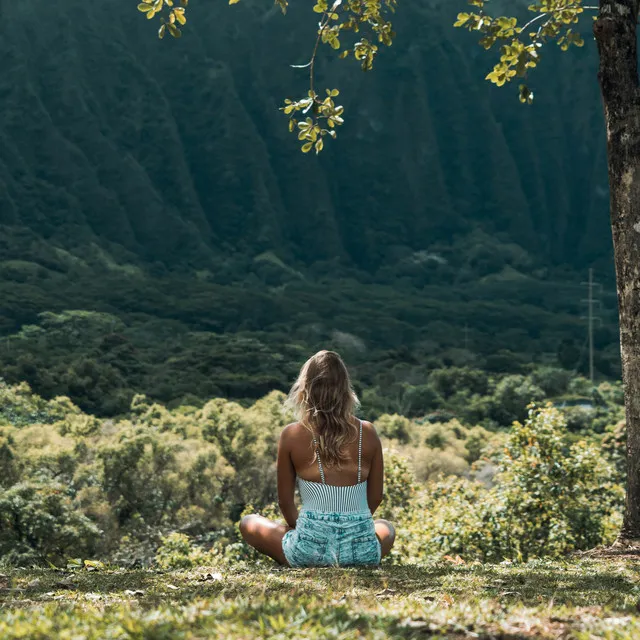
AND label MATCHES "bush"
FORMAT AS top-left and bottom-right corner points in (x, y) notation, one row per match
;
(602, 420), (625, 481)
(489, 375), (546, 426)
(412, 448), (469, 482)
(376, 414), (413, 444)
(423, 422), (466, 453)
(529, 367), (572, 397)
(0, 379), (76, 427)
(0, 429), (20, 487)
(428, 368), (489, 400)
(378, 452), (418, 521)
(0, 379), (625, 569)
(561, 406), (594, 432)
(402, 384), (443, 415)
(98, 427), (232, 530)
(398, 406), (622, 562)
(154, 532), (213, 570)
(464, 426), (491, 463)
(0, 482), (101, 565)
